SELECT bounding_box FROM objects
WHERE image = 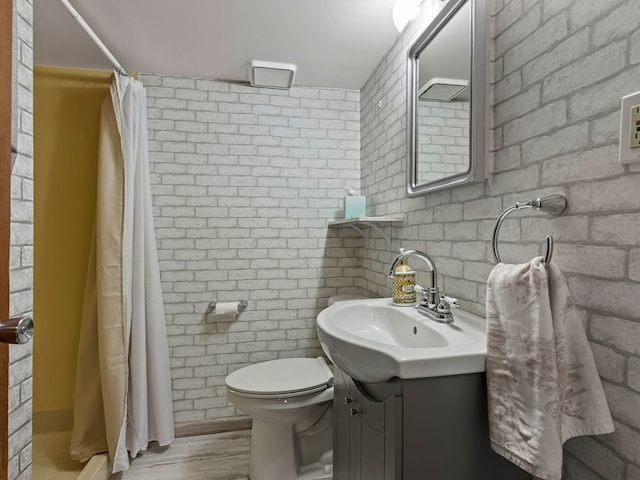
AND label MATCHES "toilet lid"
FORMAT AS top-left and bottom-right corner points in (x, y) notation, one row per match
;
(225, 357), (333, 396)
